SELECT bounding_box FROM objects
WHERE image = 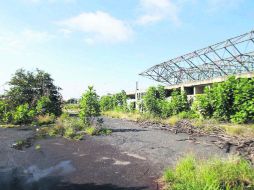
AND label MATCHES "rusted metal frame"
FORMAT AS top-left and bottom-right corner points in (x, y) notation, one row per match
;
(224, 46), (250, 72)
(144, 71), (165, 83)
(181, 56), (210, 79)
(194, 52), (217, 78)
(203, 53), (228, 75)
(151, 68), (173, 84)
(162, 62), (183, 80)
(169, 60), (196, 81)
